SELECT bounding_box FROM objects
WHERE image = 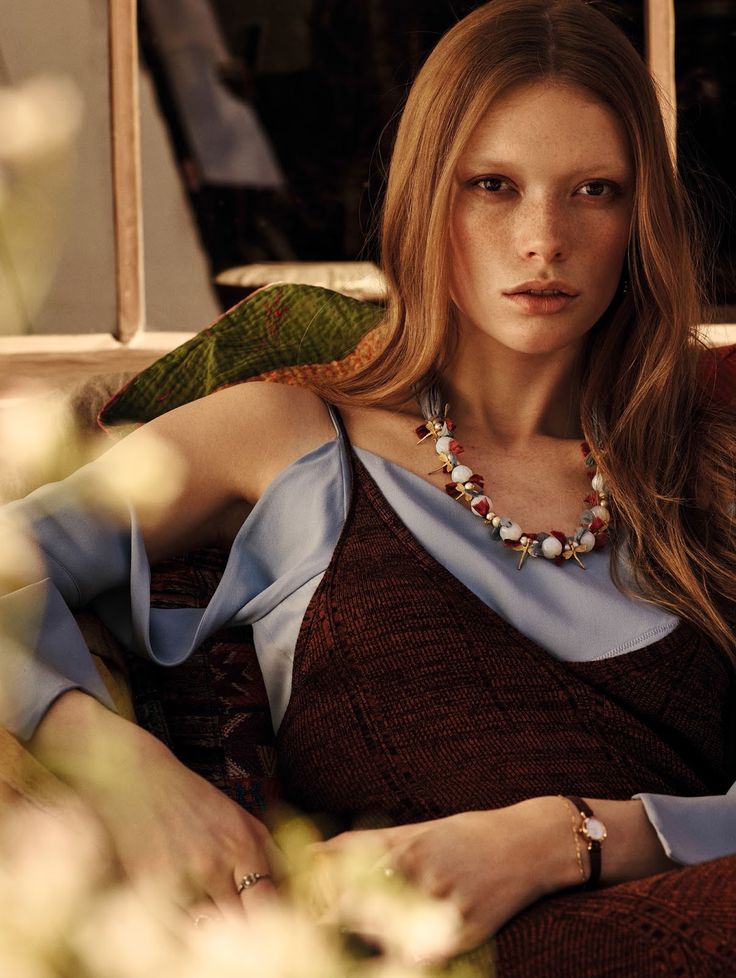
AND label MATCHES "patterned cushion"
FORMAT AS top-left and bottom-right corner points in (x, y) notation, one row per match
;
(128, 549), (279, 816)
